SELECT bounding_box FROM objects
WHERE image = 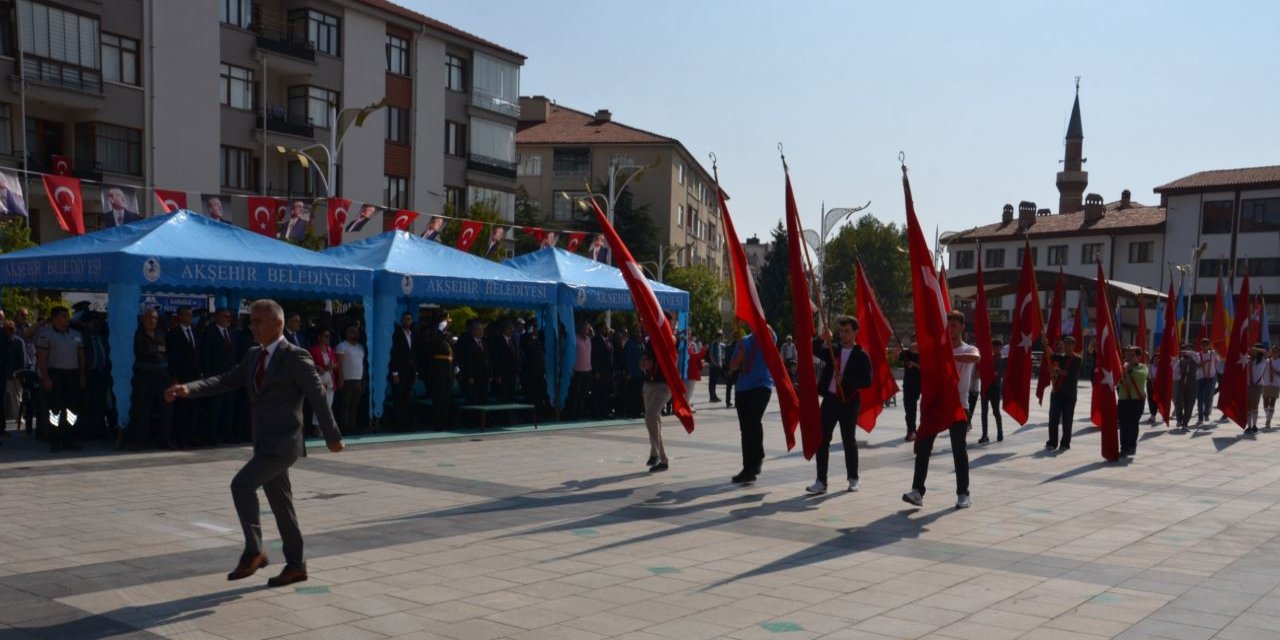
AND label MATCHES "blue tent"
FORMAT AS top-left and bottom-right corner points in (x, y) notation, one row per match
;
(504, 248), (690, 408)
(324, 231), (560, 418)
(0, 210), (375, 426)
